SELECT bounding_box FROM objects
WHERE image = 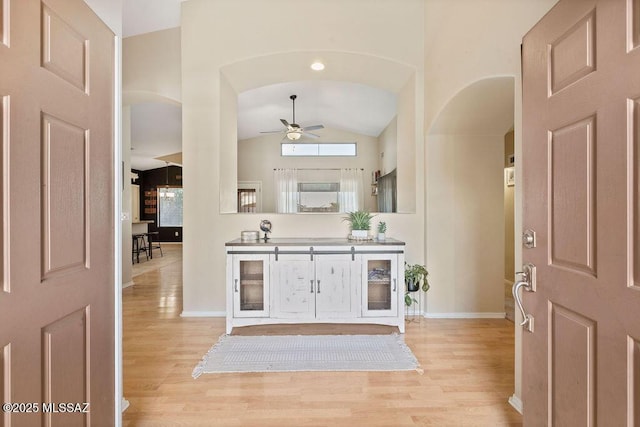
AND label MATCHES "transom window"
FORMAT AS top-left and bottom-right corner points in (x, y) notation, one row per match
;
(281, 143), (357, 157)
